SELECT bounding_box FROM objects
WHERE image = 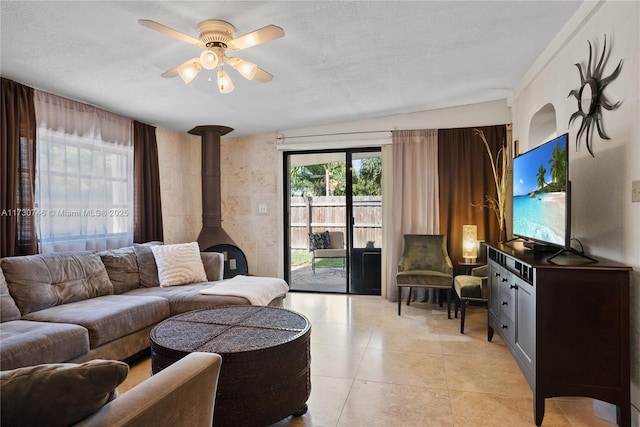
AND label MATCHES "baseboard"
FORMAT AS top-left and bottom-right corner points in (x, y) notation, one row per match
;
(593, 400), (616, 423)
(592, 401), (640, 426)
